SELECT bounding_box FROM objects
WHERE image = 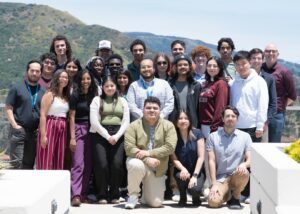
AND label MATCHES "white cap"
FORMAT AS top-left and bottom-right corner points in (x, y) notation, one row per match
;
(98, 40), (112, 50)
